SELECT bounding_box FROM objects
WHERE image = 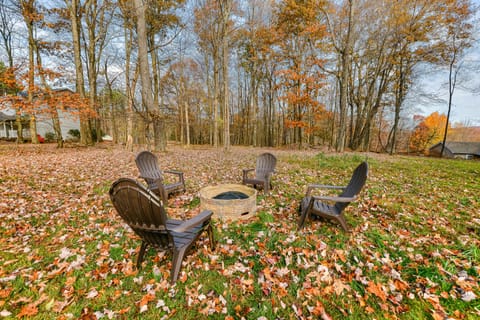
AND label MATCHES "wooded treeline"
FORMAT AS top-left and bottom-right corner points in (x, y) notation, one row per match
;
(0, 0), (476, 153)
